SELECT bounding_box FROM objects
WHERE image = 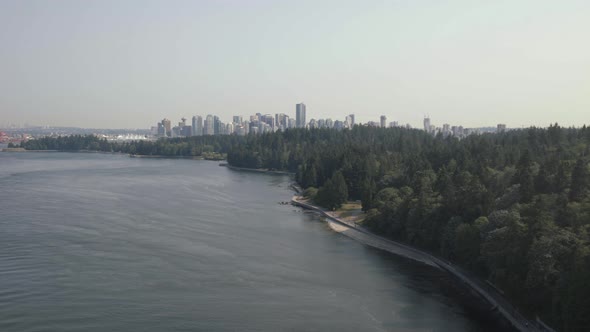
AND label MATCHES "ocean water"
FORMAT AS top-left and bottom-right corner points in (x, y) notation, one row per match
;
(0, 152), (496, 331)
